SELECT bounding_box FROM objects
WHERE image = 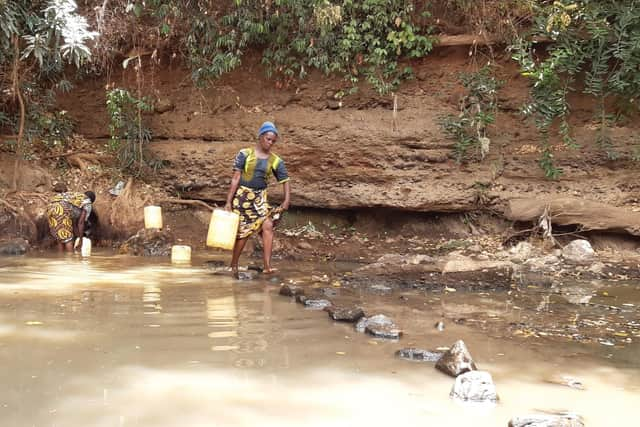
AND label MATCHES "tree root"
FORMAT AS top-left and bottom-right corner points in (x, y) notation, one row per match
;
(158, 198), (216, 211)
(41, 150), (93, 160)
(66, 153), (101, 171)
